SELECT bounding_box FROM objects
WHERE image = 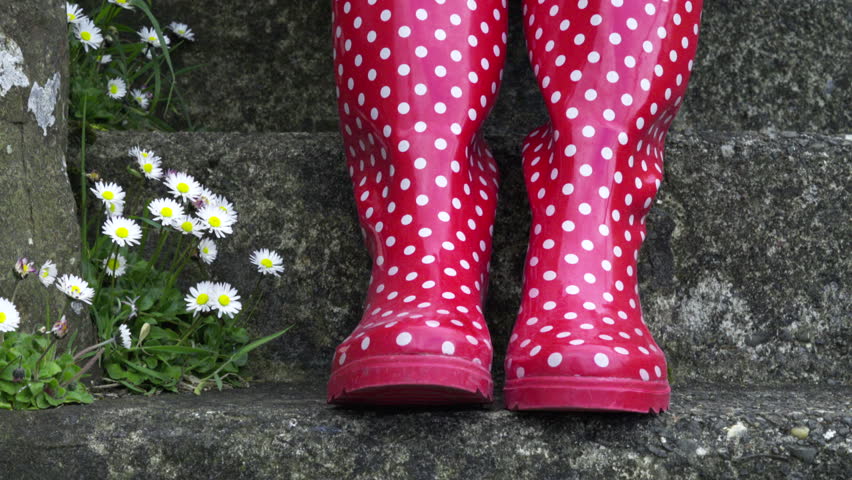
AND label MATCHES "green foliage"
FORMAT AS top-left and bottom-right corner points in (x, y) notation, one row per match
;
(68, 0), (196, 132)
(0, 332), (93, 410)
(80, 160), (288, 395)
